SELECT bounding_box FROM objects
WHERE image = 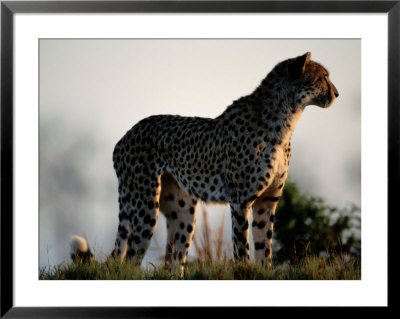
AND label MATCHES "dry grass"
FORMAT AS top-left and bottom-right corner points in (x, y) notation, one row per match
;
(192, 209), (230, 263)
